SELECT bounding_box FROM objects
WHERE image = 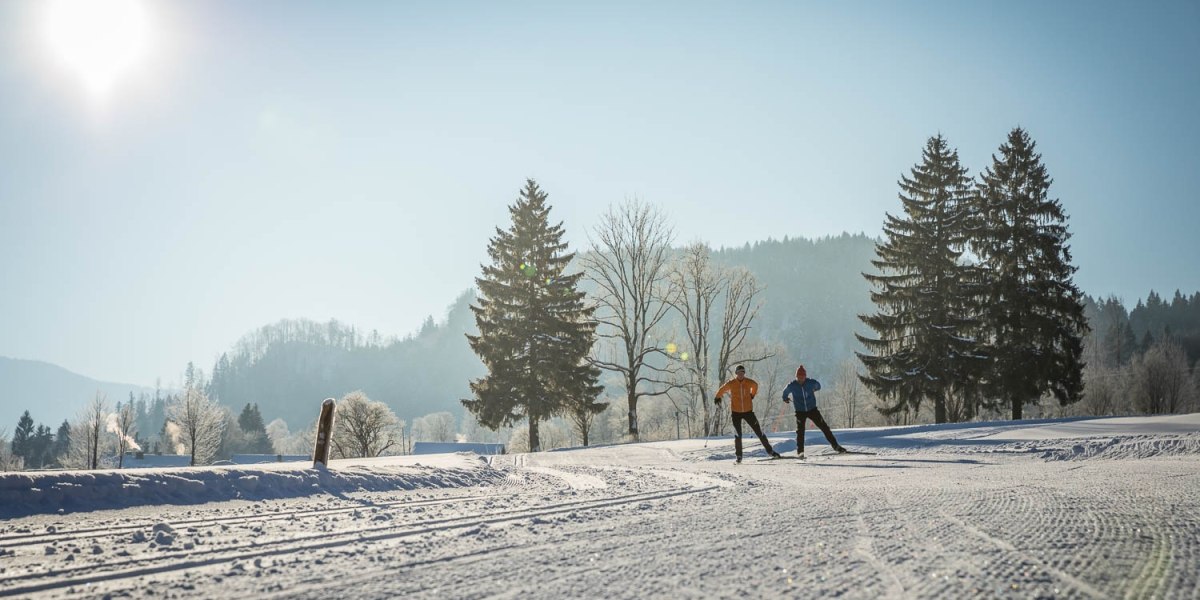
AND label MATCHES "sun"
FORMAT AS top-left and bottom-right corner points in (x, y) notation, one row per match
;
(42, 0), (154, 100)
